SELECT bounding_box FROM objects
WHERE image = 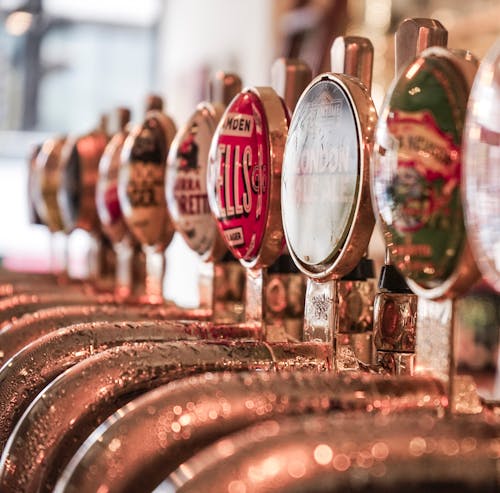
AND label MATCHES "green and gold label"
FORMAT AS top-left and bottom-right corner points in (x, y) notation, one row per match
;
(373, 56), (469, 289)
